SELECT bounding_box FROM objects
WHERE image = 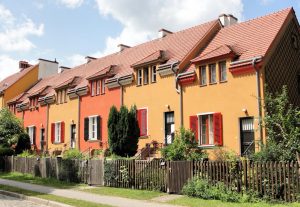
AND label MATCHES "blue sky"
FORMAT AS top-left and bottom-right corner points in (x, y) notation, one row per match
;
(0, 0), (299, 80)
